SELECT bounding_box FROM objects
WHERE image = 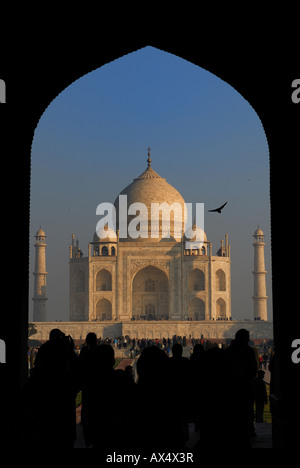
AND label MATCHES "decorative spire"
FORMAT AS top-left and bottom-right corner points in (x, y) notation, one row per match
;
(147, 146), (151, 167)
(134, 146), (166, 180)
